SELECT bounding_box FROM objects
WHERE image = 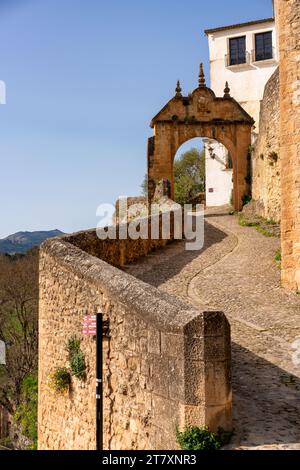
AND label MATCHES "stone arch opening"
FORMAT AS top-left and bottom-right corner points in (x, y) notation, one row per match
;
(173, 138), (206, 205)
(173, 136), (234, 207)
(147, 64), (254, 211)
